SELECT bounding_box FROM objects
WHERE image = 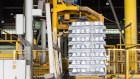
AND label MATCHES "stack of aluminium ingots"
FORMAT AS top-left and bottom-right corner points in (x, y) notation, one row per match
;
(68, 21), (107, 76)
